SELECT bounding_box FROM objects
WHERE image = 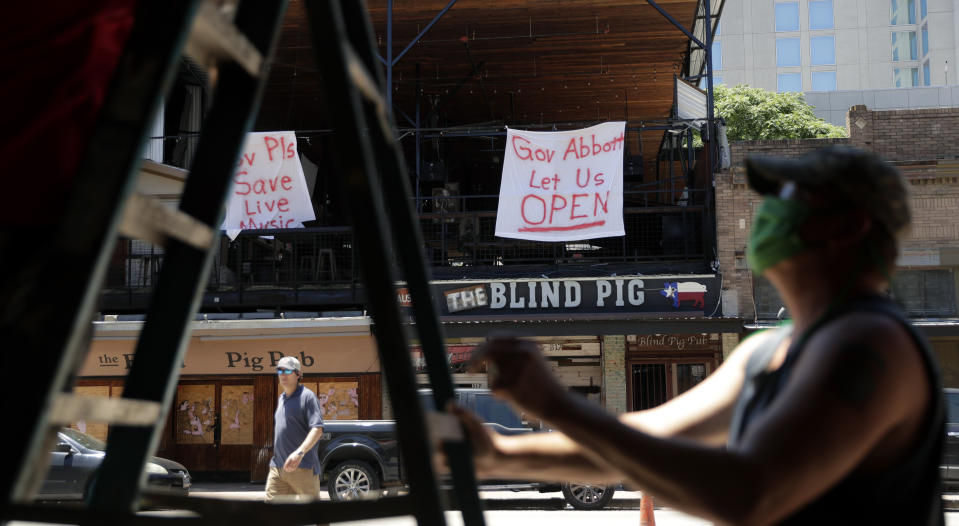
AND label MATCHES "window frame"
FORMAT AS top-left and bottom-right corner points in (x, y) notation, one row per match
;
(777, 72), (803, 92)
(891, 31), (919, 62)
(809, 0), (834, 30)
(810, 35), (836, 65)
(776, 37), (801, 67)
(891, 269), (957, 317)
(890, 0), (917, 25)
(775, 2), (800, 32)
(811, 70), (837, 91)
